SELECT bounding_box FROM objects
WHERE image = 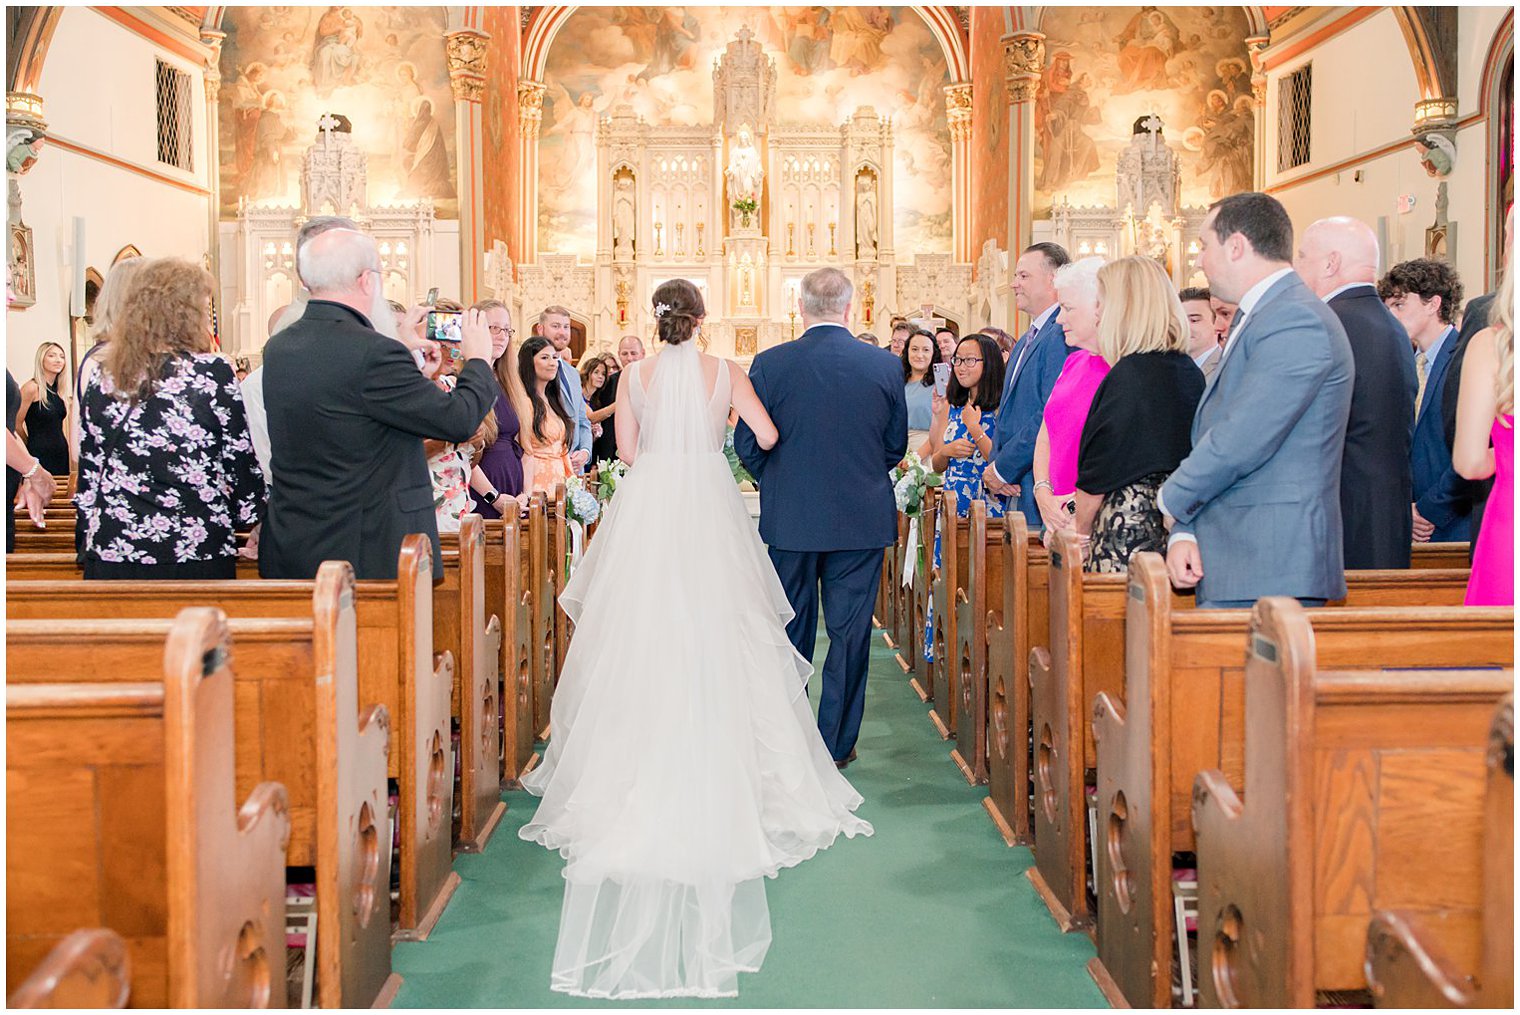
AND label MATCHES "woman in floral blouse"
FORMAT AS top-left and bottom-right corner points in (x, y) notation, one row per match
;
(75, 257), (265, 579)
